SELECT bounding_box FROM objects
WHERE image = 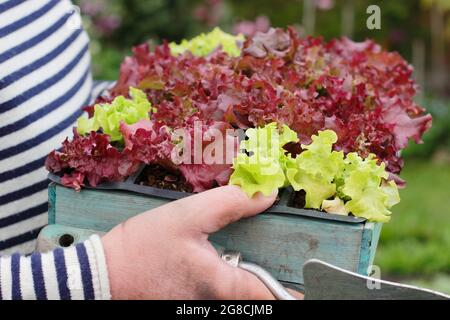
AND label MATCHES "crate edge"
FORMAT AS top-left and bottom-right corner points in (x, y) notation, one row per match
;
(357, 222), (383, 275)
(48, 183), (57, 225)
